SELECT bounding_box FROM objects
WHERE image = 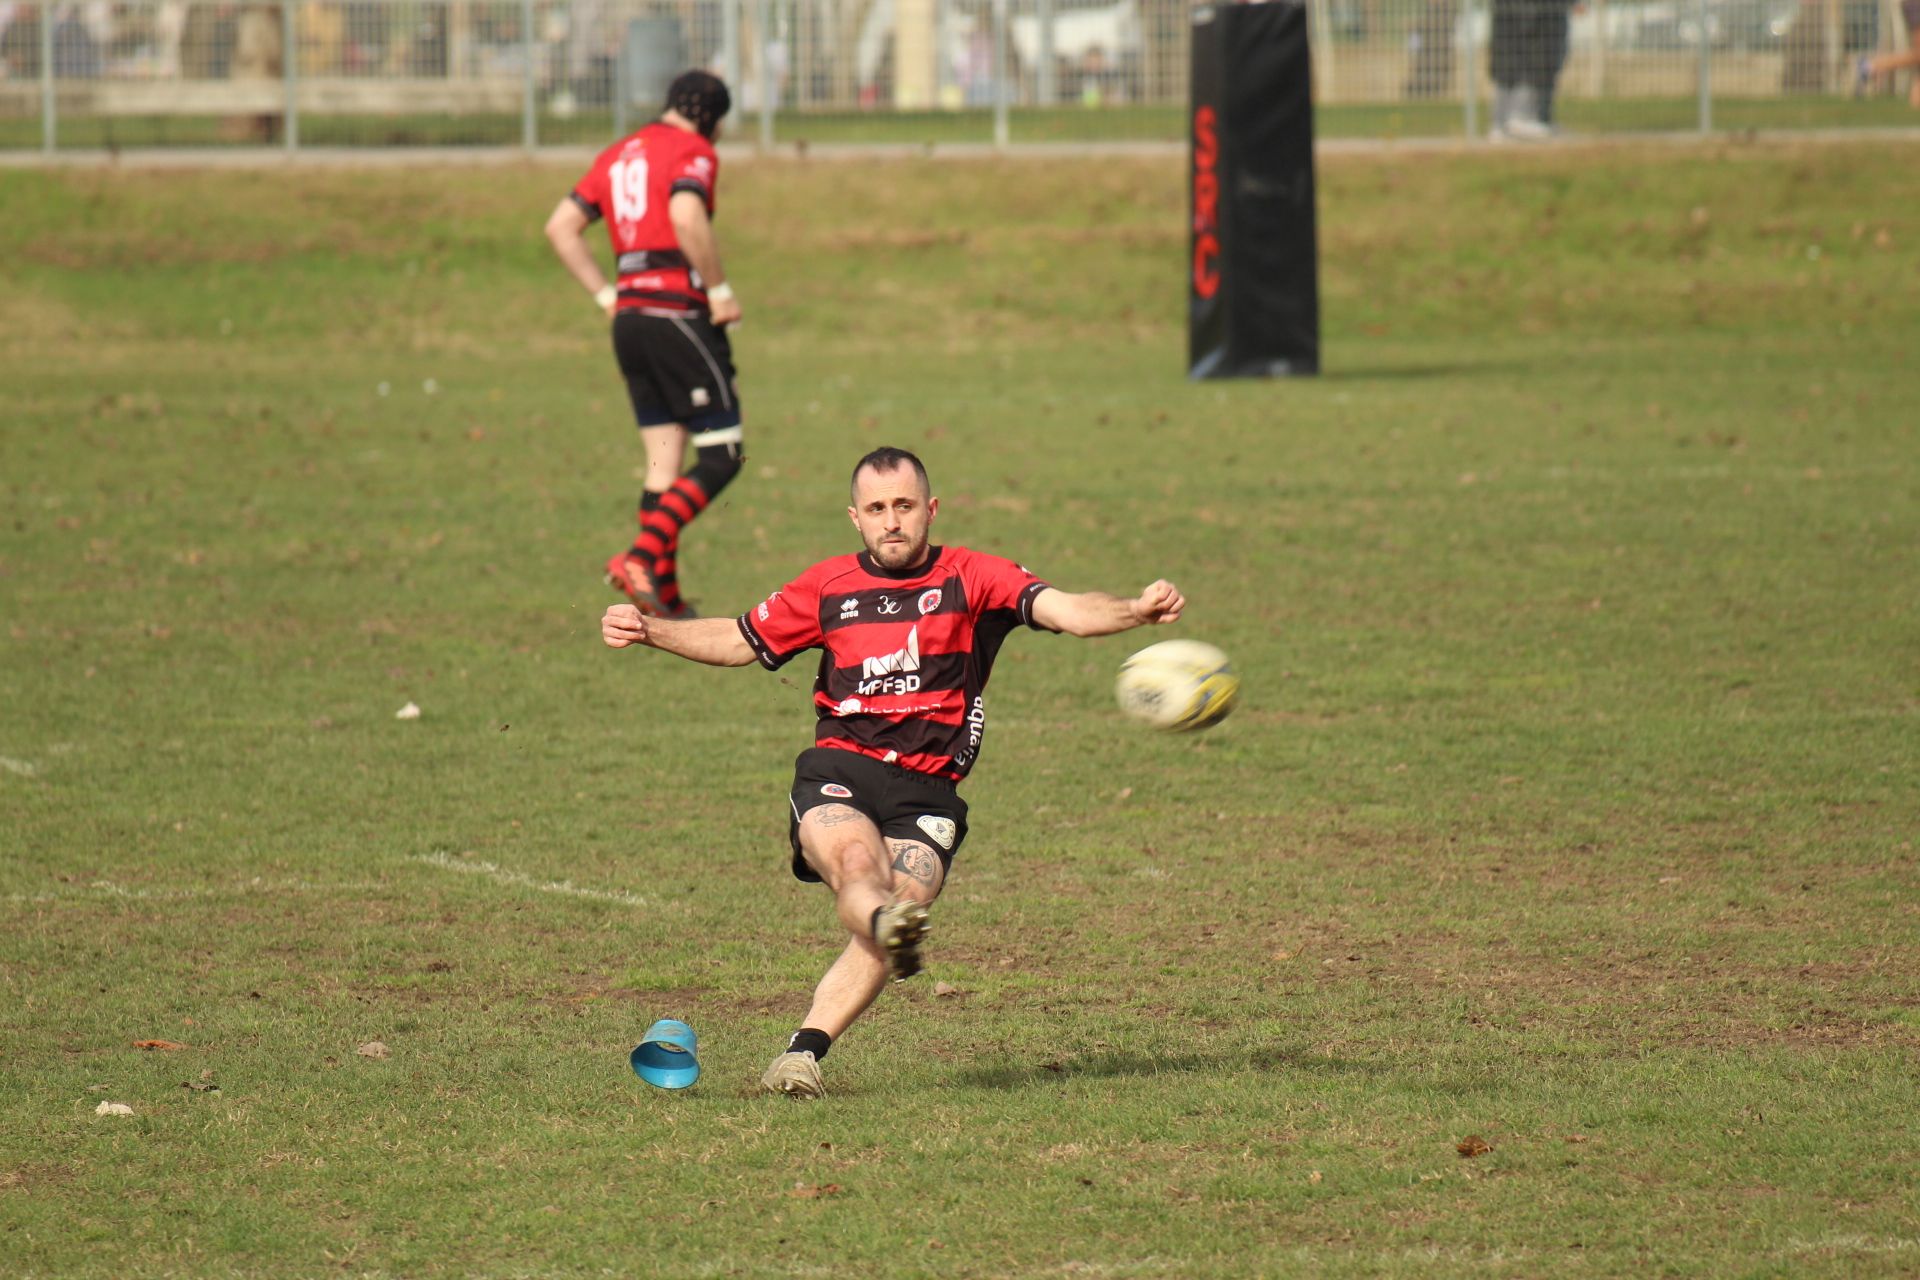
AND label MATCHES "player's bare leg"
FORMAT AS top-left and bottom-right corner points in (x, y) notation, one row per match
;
(763, 829), (946, 1099)
(797, 836), (947, 1035)
(796, 805), (904, 944)
(639, 423), (690, 492)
